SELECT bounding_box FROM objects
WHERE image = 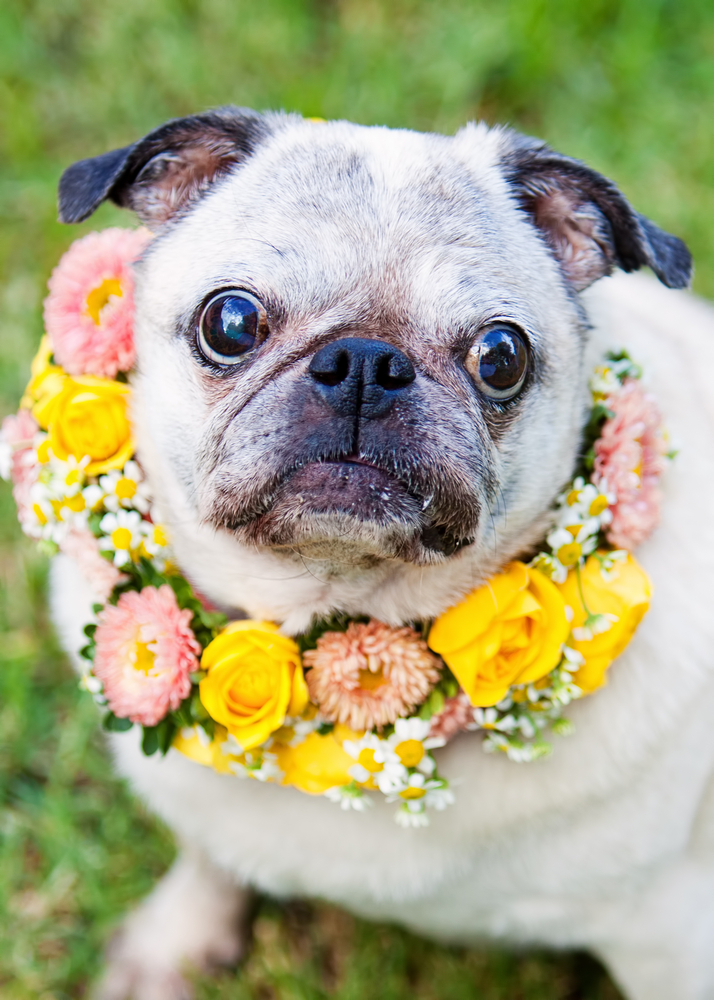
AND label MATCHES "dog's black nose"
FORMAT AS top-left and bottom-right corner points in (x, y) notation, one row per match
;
(308, 337), (416, 418)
